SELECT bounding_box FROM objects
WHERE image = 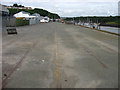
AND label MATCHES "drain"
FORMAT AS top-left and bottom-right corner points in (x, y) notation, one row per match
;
(4, 74), (7, 77)
(65, 80), (67, 82)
